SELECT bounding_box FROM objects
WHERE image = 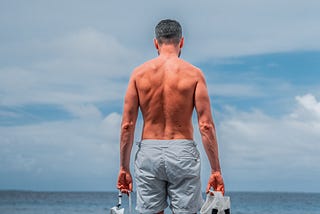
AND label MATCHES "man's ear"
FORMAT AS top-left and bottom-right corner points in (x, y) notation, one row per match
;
(179, 37), (184, 48)
(154, 38), (159, 50)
